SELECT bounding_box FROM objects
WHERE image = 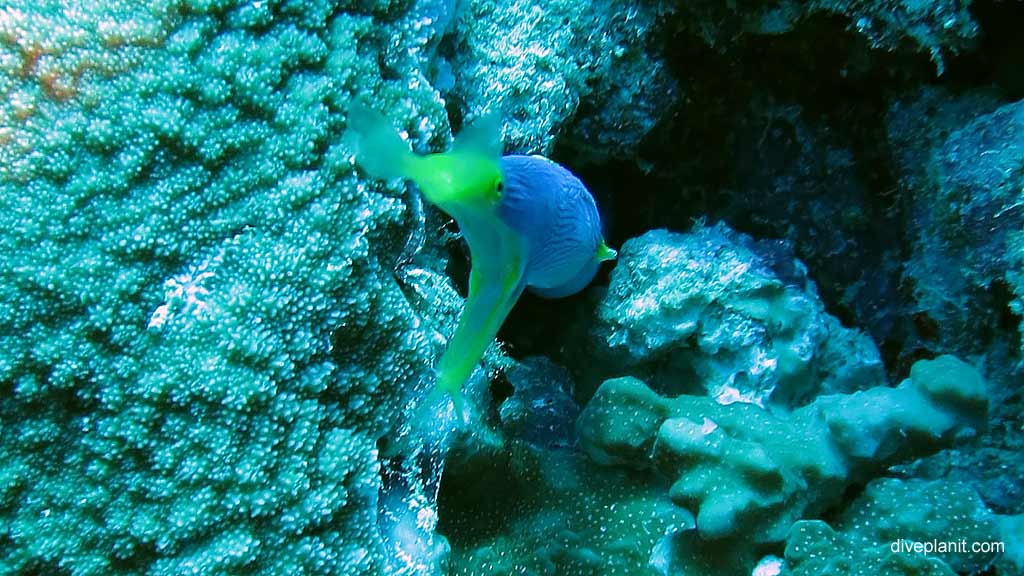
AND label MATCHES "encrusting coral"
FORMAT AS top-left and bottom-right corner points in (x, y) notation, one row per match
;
(577, 355), (988, 543)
